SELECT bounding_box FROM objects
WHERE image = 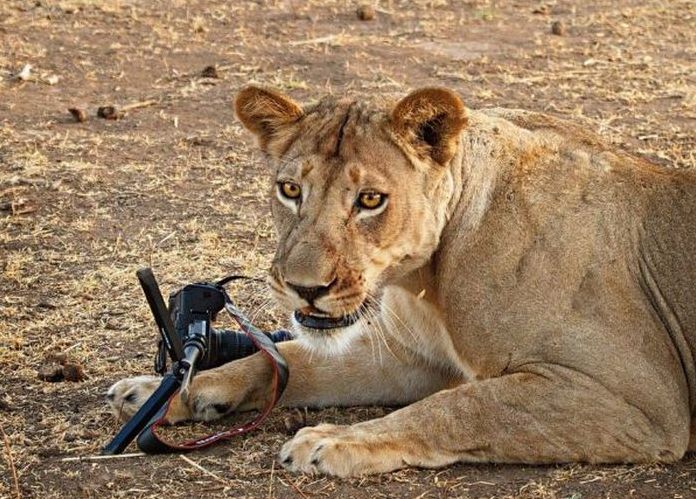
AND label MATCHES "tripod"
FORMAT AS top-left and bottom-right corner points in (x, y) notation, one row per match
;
(102, 268), (291, 454)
